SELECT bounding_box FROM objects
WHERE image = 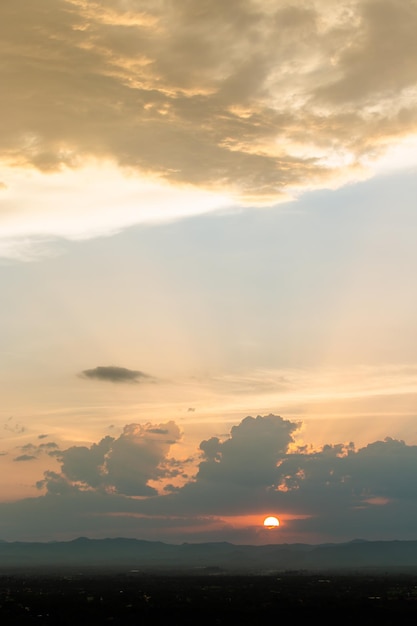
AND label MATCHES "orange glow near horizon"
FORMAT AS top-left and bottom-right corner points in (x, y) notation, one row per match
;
(220, 513), (310, 528)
